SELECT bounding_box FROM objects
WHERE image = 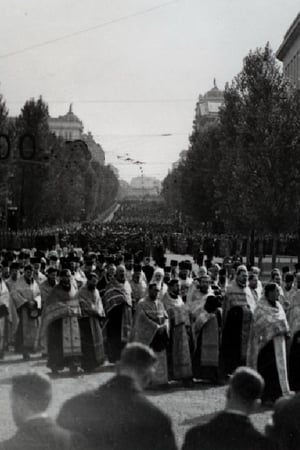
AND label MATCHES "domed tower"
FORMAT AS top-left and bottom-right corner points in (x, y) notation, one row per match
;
(194, 80), (225, 131)
(48, 104), (84, 141)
